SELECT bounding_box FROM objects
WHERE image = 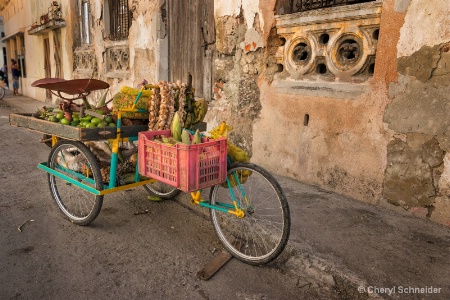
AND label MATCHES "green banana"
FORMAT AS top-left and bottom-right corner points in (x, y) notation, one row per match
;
(192, 129), (201, 144)
(181, 129), (191, 145)
(171, 112), (182, 142)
